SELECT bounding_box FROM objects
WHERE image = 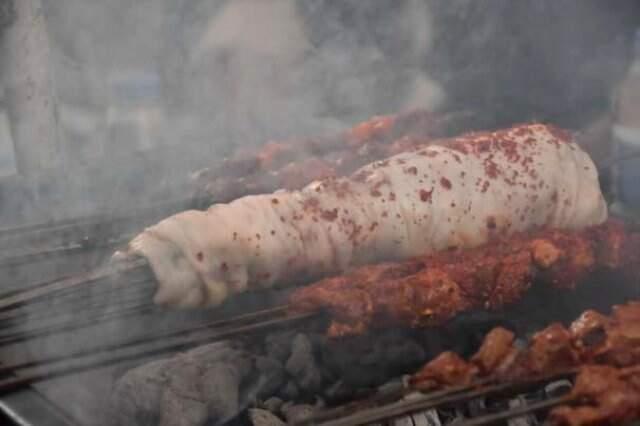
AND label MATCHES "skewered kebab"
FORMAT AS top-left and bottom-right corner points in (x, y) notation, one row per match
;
(191, 109), (474, 203)
(549, 365), (640, 426)
(289, 219), (639, 337)
(295, 302), (640, 426)
(408, 302), (640, 425)
(0, 223), (635, 399)
(118, 123), (606, 308)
